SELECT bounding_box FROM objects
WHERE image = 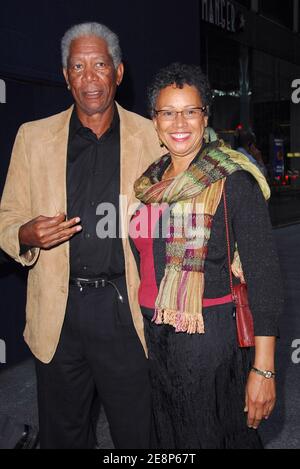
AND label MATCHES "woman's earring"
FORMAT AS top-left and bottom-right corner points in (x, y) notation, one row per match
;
(67, 84), (71, 91)
(159, 139), (165, 148)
